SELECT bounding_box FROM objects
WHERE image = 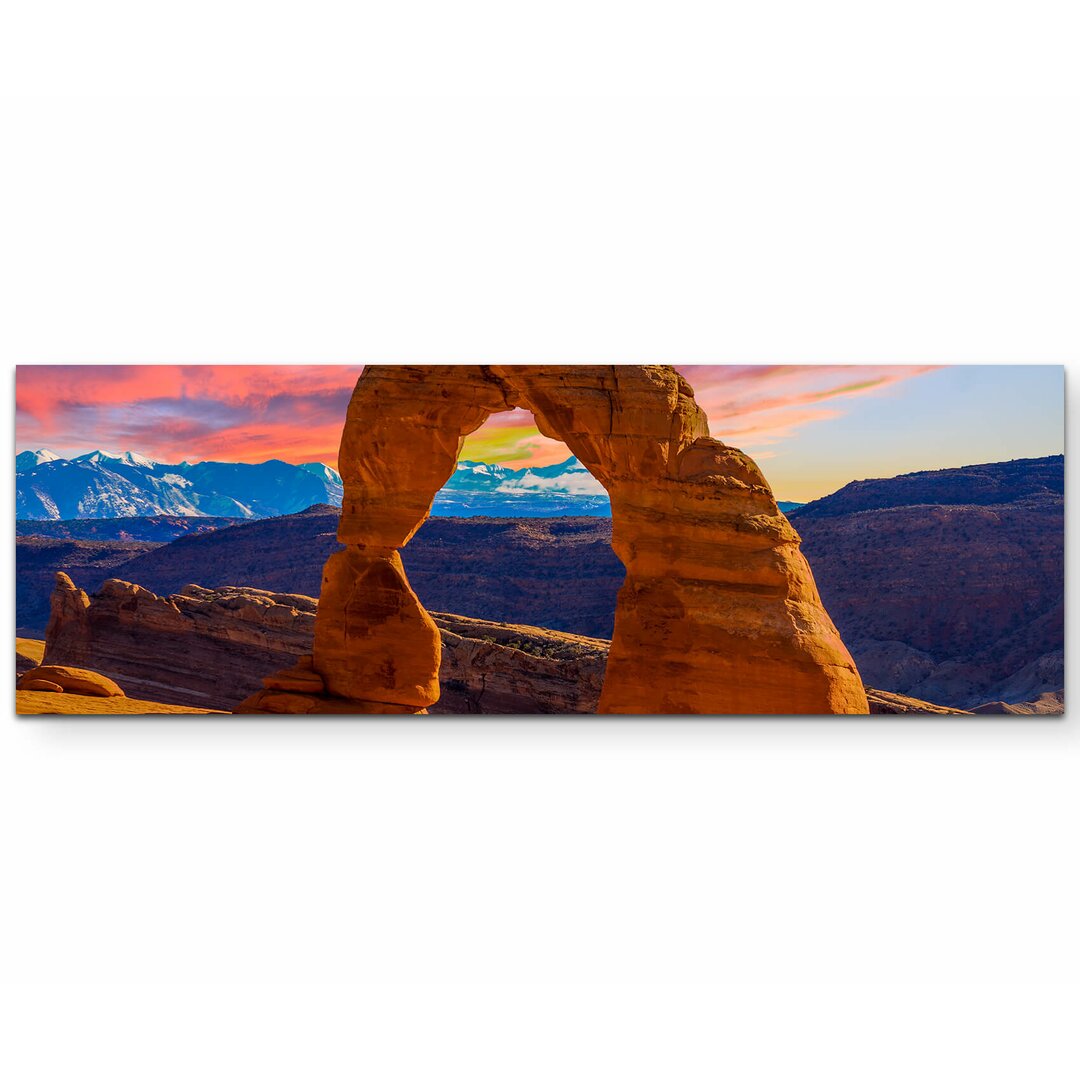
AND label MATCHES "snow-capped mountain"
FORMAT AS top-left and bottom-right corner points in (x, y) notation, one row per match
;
(297, 461), (345, 503)
(76, 449), (158, 469)
(433, 456), (612, 517)
(16, 448), (61, 471)
(443, 456), (606, 496)
(16, 448), (799, 522)
(15, 450), (344, 520)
